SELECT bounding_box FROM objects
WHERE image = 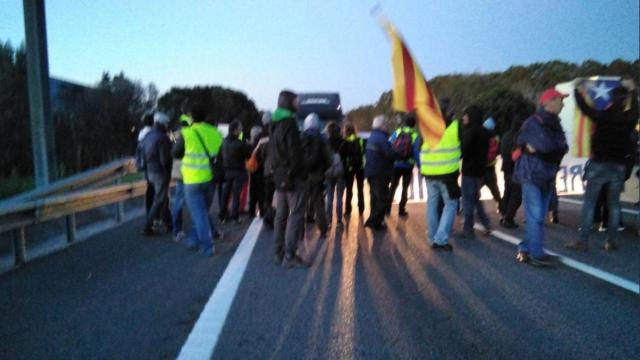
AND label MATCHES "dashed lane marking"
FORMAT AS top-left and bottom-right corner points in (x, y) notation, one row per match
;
(177, 218), (263, 360)
(476, 224), (640, 295)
